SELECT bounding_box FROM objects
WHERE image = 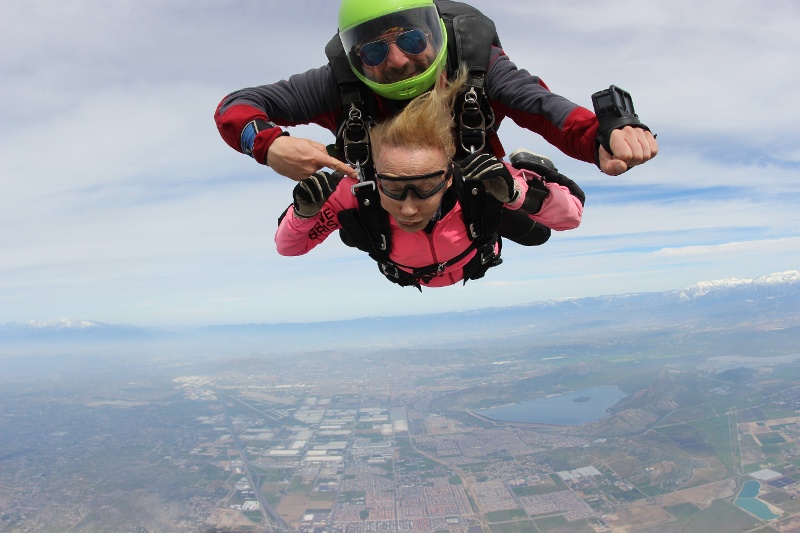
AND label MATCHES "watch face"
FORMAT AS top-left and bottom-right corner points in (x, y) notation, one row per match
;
(255, 119), (277, 132)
